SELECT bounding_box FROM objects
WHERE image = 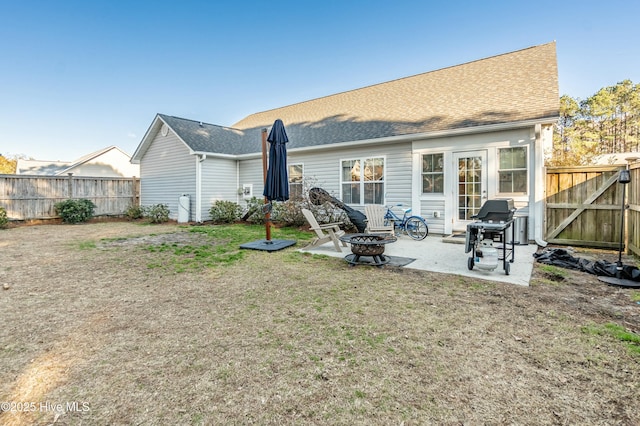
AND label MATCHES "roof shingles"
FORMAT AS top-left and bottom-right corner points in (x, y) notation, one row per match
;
(164, 42), (558, 156)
